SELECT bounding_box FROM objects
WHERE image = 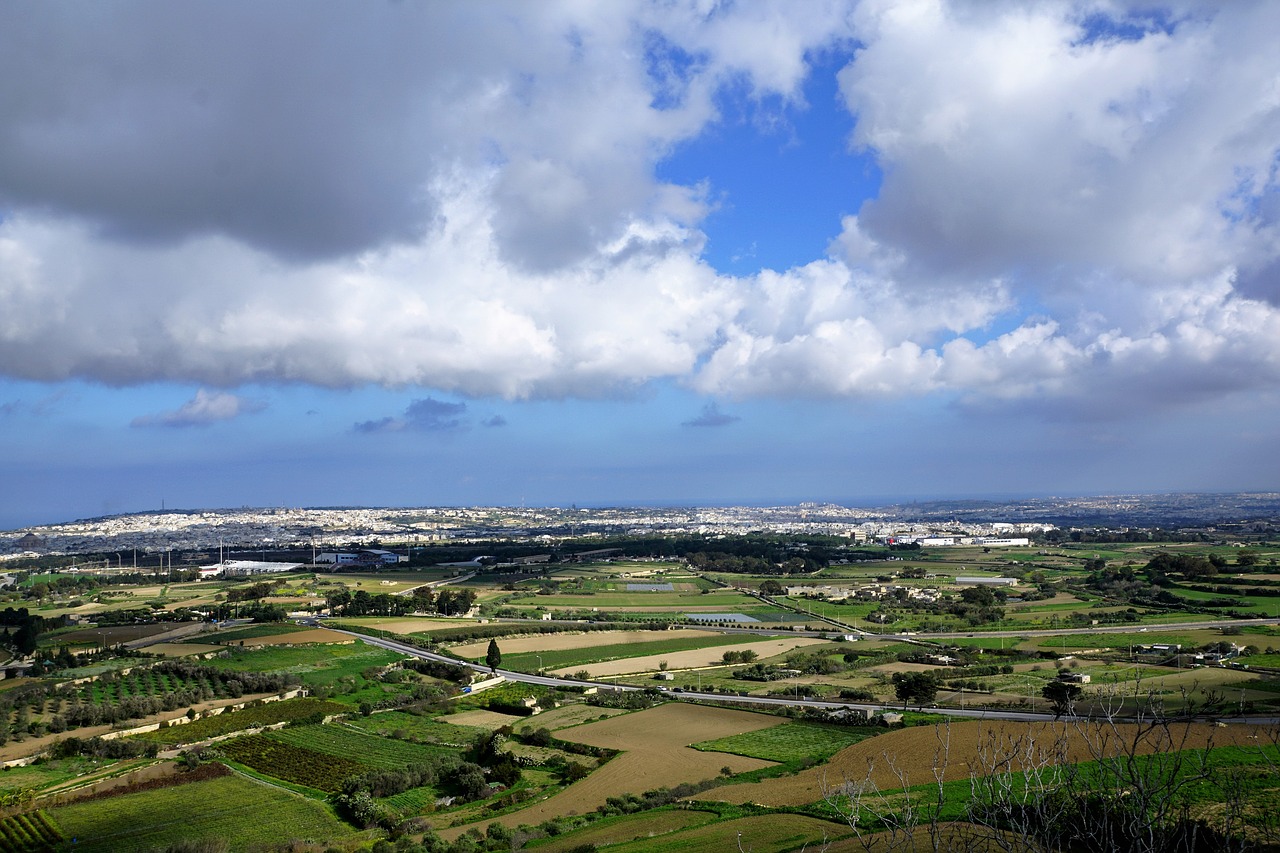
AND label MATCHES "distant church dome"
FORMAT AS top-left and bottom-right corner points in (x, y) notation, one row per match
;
(15, 533), (45, 550)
